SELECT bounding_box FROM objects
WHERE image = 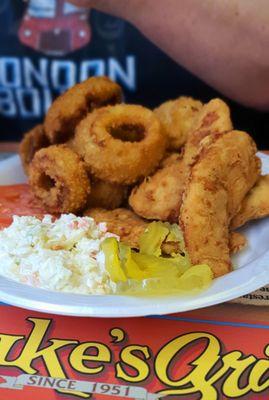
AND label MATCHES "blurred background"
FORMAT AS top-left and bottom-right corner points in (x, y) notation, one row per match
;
(0, 0), (268, 148)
